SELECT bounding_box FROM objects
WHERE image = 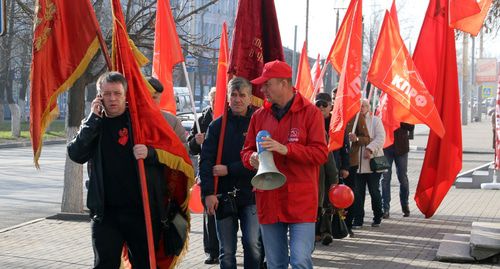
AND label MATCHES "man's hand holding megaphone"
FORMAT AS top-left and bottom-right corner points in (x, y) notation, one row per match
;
(250, 136), (288, 169)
